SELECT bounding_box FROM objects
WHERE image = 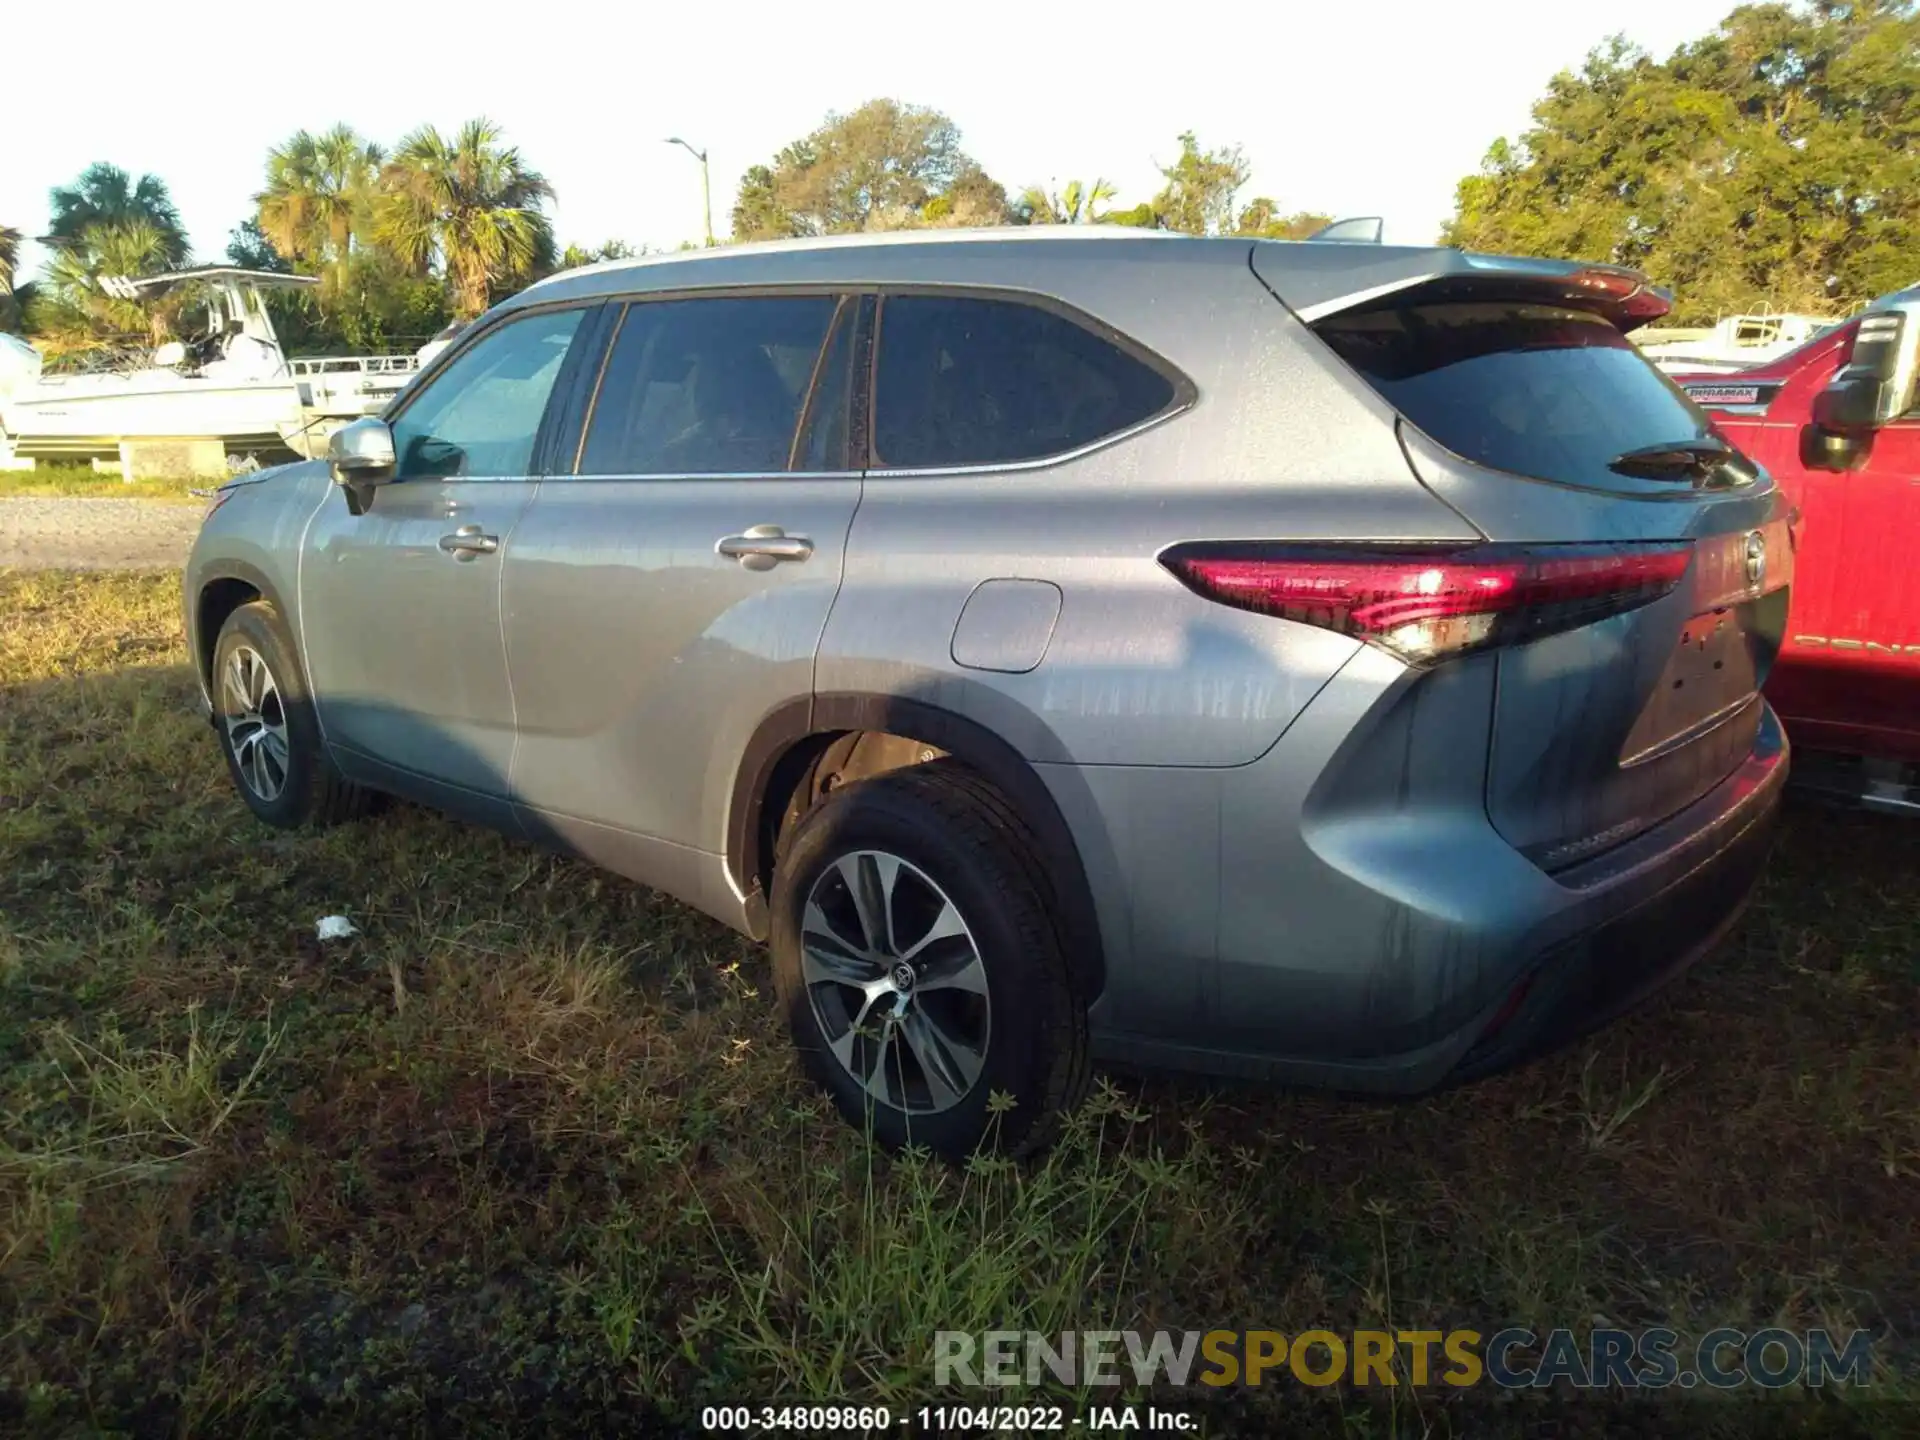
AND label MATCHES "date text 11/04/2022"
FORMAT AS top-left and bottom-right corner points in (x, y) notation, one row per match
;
(699, 1406), (1195, 1432)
